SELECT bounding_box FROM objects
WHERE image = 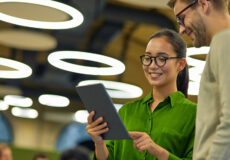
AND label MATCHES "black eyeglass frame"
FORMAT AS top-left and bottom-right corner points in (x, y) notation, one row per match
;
(176, 0), (198, 26)
(140, 55), (182, 67)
